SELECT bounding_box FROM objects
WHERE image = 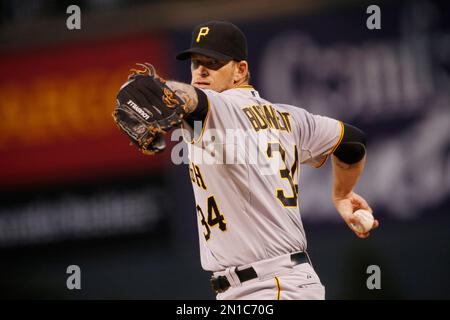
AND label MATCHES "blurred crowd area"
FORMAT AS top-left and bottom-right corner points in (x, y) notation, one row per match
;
(0, 0), (147, 24)
(0, 0), (449, 299)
